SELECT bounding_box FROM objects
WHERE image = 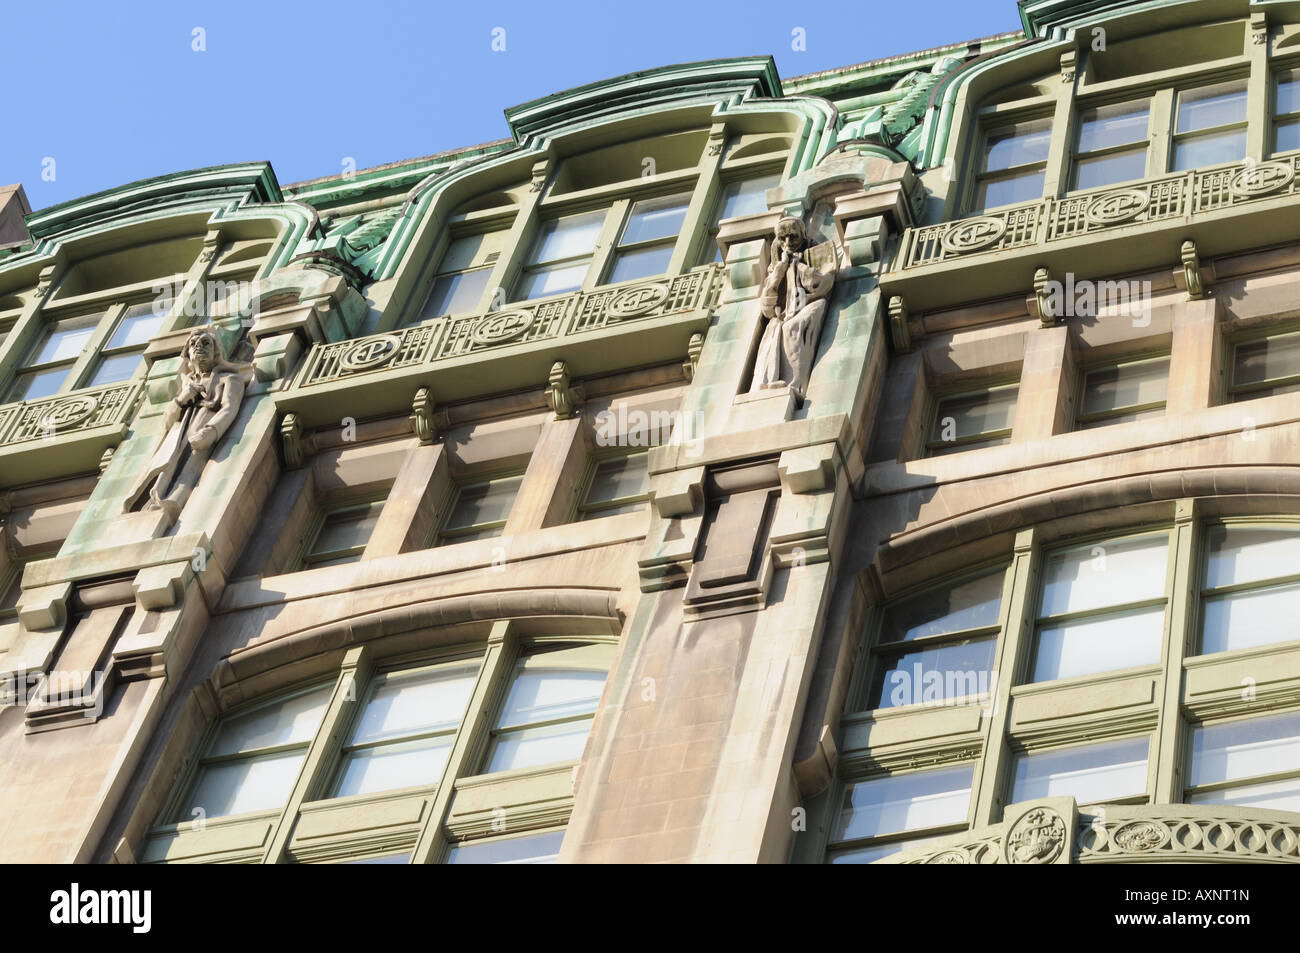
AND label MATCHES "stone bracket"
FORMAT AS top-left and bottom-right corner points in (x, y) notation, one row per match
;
(683, 331), (705, 381)
(17, 579), (72, 632)
(651, 465), (705, 517)
(133, 559), (195, 611)
(281, 412), (304, 469)
(410, 386), (445, 444)
(546, 360), (584, 419)
(887, 296), (912, 352)
(778, 442), (837, 494)
(1174, 239), (1213, 299)
(1027, 266), (1059, 326)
